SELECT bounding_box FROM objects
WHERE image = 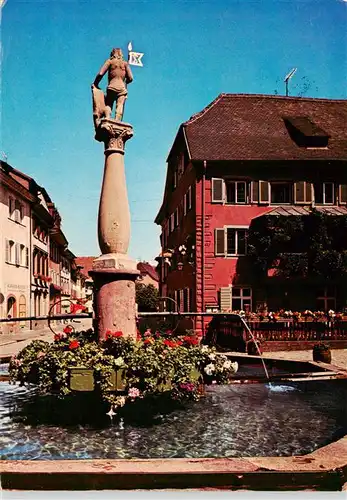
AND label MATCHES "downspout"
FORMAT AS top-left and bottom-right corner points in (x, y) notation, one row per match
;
(29, 206), (33, 330)
(201, 160), (206, 335)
